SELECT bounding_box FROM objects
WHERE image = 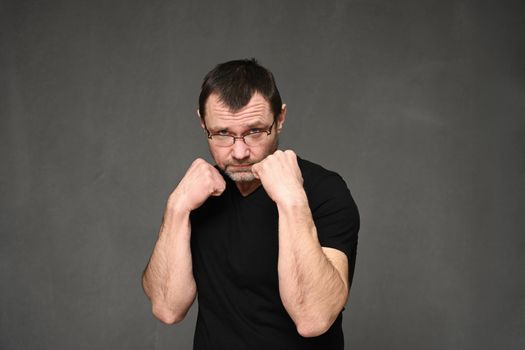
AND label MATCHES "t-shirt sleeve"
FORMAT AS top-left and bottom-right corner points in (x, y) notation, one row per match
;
(309, 173), (360, 286)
